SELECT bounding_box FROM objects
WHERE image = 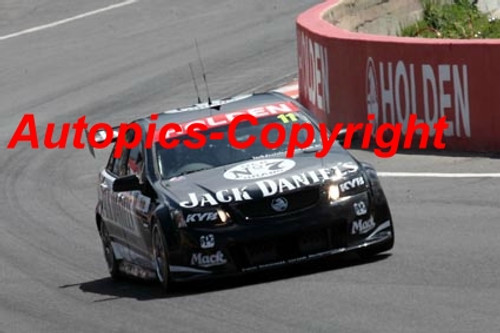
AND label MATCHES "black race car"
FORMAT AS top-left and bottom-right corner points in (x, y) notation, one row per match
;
(95, 92), (394, 290)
